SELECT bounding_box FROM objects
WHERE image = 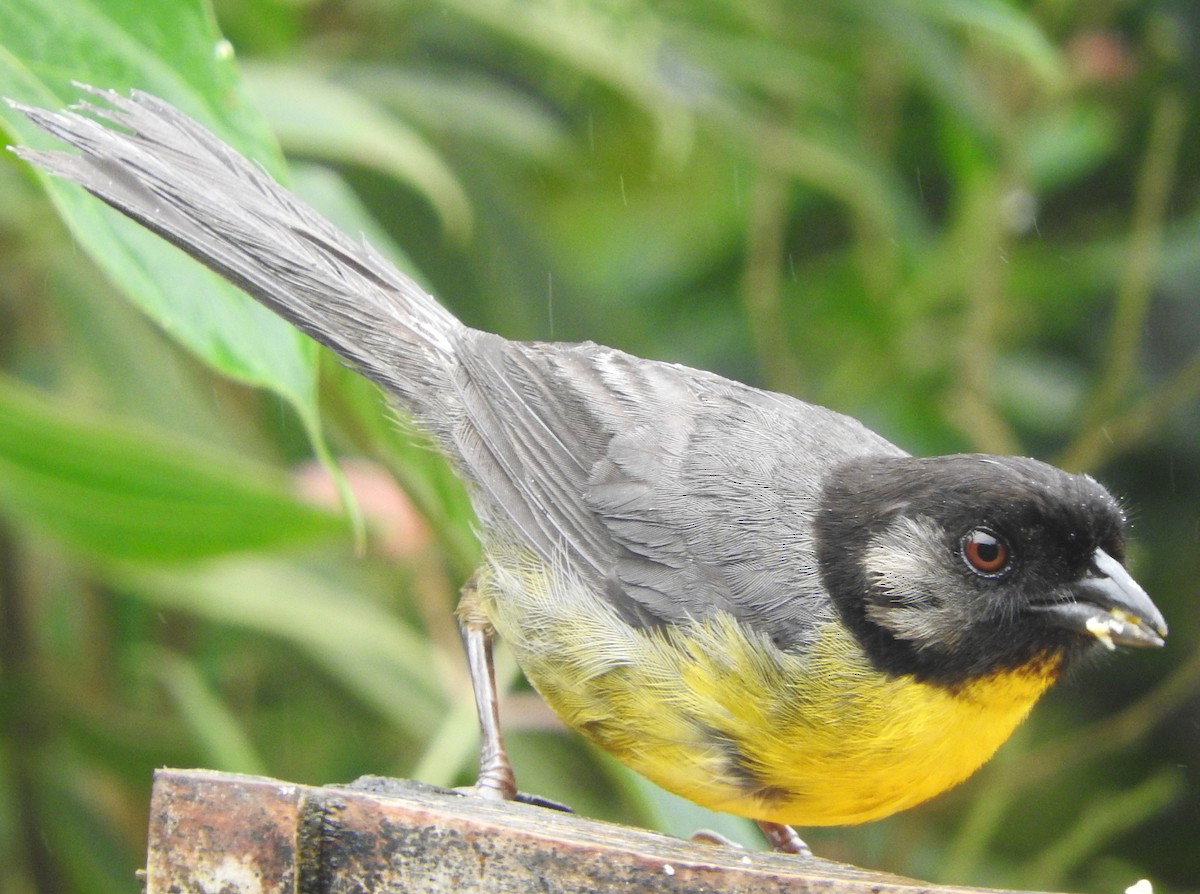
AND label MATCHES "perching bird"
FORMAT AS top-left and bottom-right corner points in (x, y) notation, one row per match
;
(8, 87), (1167, 854)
